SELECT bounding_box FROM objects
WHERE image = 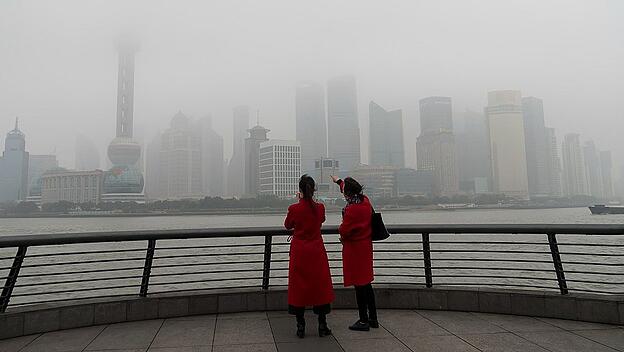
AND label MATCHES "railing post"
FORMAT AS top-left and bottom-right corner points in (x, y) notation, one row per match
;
(0, 246), (28, 313)
(139, 239), (156, 297)
(547, 233), (568, 295)
(421, 233), (433, 288)
(261, 235), (273, 290)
